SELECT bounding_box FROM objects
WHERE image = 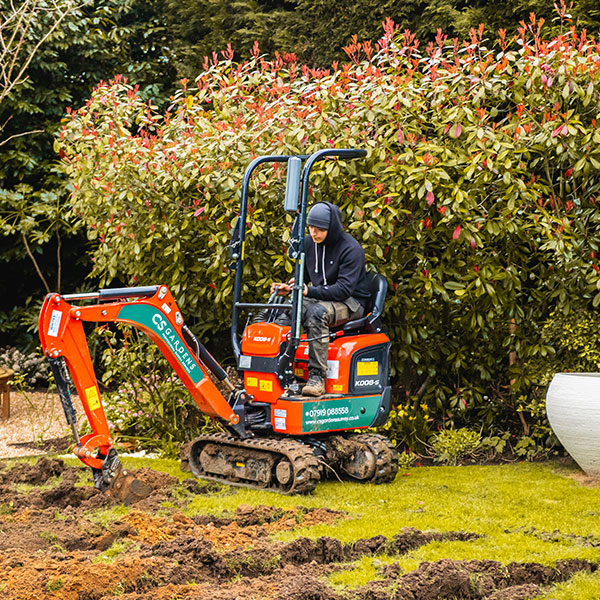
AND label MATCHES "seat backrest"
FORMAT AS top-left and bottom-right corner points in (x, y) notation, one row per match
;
(364, 271), (388, 321)
(341, 271), (388, 334)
